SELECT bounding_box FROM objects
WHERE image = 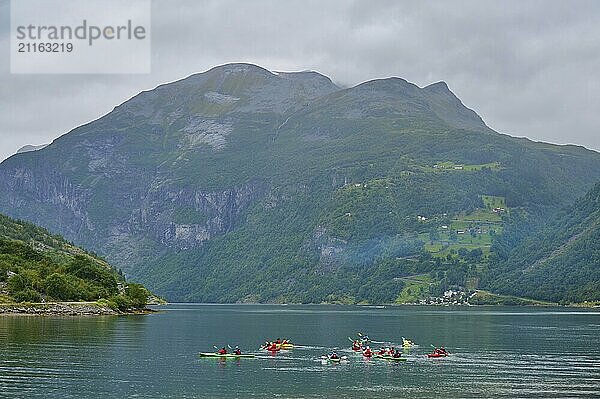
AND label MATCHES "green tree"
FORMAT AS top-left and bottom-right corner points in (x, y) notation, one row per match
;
(13, 289), (42, 303)
(7, 274), (32, 293)
(44, 273), (75, 301)
(125, 283), (149, 308)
